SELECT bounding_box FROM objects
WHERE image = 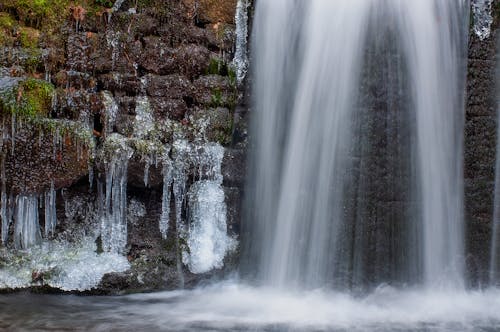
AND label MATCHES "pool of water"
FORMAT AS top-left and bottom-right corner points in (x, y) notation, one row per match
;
(1, 282), (499, 331)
